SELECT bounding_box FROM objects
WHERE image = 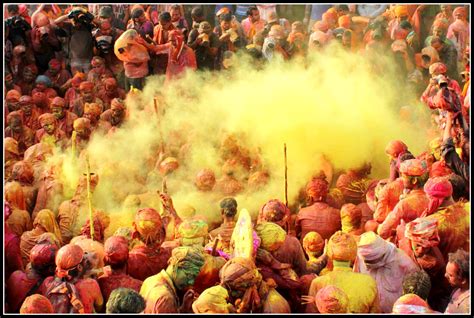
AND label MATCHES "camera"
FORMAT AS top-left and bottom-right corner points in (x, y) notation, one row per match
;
(68, 8), (94, 26)
(96, 36), (113, 54)
(5, 16), (31, 32)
